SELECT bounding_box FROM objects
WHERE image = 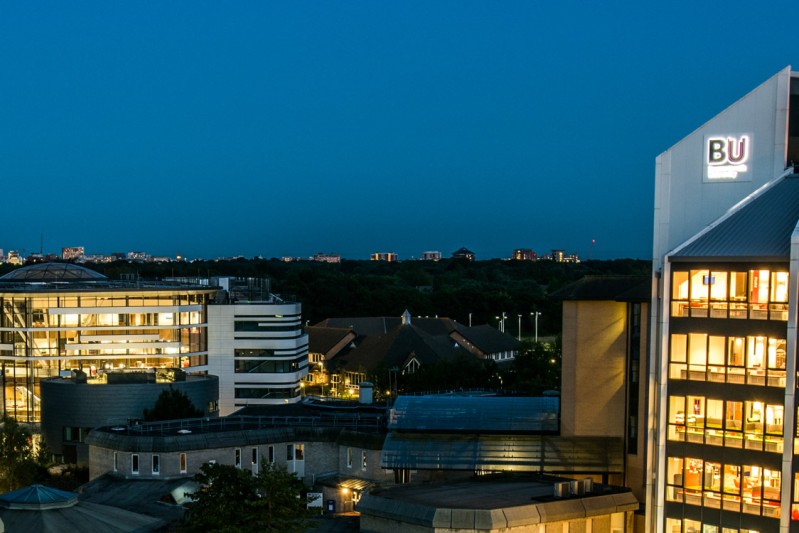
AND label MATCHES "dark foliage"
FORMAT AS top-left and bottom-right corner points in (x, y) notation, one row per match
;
(143, 387), (203, 421)
(181, 462), (312, 533)
(27, 257), (650, 338)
